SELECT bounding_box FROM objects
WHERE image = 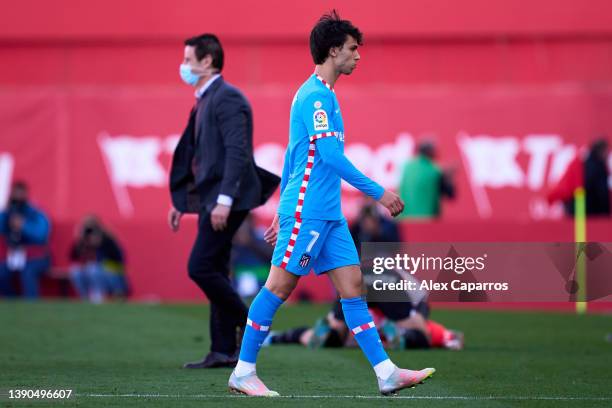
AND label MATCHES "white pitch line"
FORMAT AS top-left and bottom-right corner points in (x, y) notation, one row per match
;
(78, 394), (612, 401)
